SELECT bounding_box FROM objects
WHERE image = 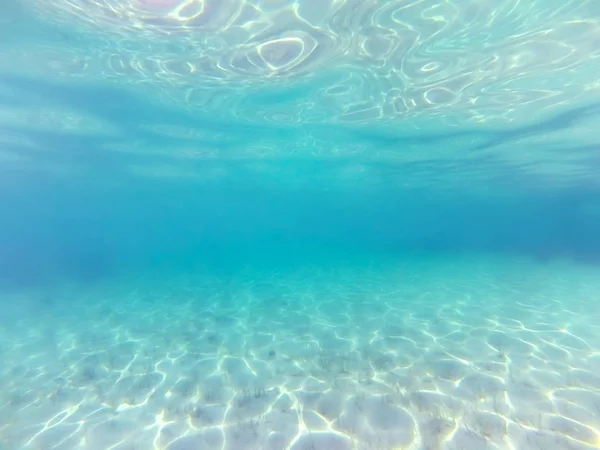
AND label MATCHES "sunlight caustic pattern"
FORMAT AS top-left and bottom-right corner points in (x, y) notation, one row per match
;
(15, 0), (600, 126)
(1, 257), (600, 449)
